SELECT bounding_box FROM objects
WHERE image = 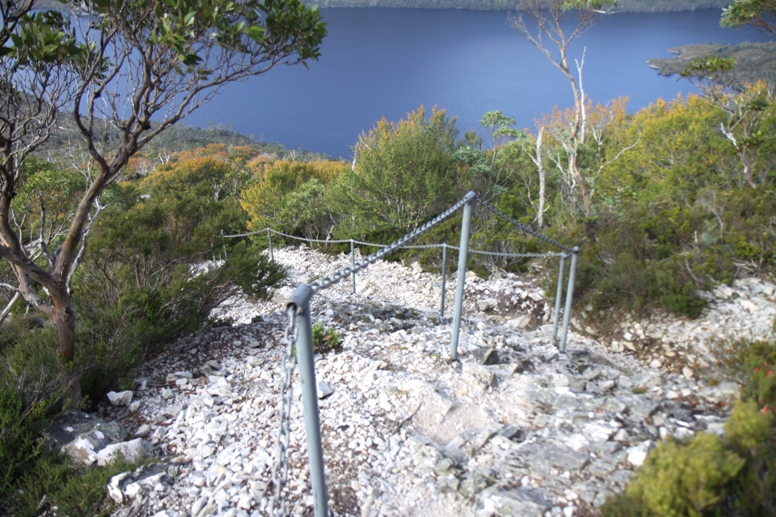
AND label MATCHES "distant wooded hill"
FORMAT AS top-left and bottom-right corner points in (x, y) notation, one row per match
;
(303, 0), (729, 12)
